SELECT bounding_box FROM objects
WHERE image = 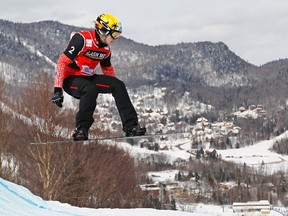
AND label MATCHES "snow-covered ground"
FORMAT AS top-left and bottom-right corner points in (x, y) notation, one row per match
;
(116, 135), (192, 163)
(0, 177), (284, 216)
(115, 130), (288, 173)
(0, 177), (206, 216)
(218, 130), (288, 173)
